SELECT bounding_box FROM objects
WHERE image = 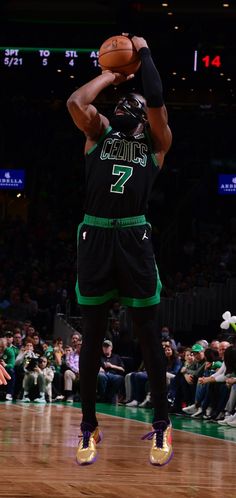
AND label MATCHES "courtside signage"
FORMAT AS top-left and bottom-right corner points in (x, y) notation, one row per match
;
(218, 174), (236, 195)
(0, 169), (25, 190)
